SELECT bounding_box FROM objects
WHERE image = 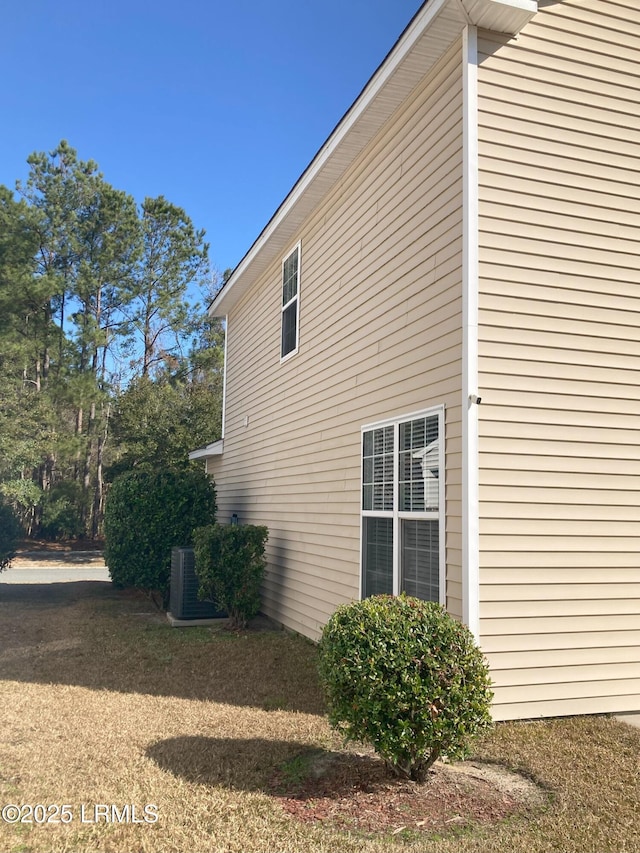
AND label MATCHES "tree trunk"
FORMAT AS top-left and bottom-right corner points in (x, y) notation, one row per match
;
(92, 403), (110, 539)
(81, 402), (96, 535)
(42, 301), (51, 383)
(142, 291), (153, 376)
(58, 292), (65, 377)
